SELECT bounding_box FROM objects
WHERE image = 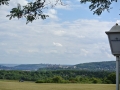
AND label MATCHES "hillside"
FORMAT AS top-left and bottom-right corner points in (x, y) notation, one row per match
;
(0, 61), (116, 71)
(13, 64), (48, 70)
(75, 61), (116, 71)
